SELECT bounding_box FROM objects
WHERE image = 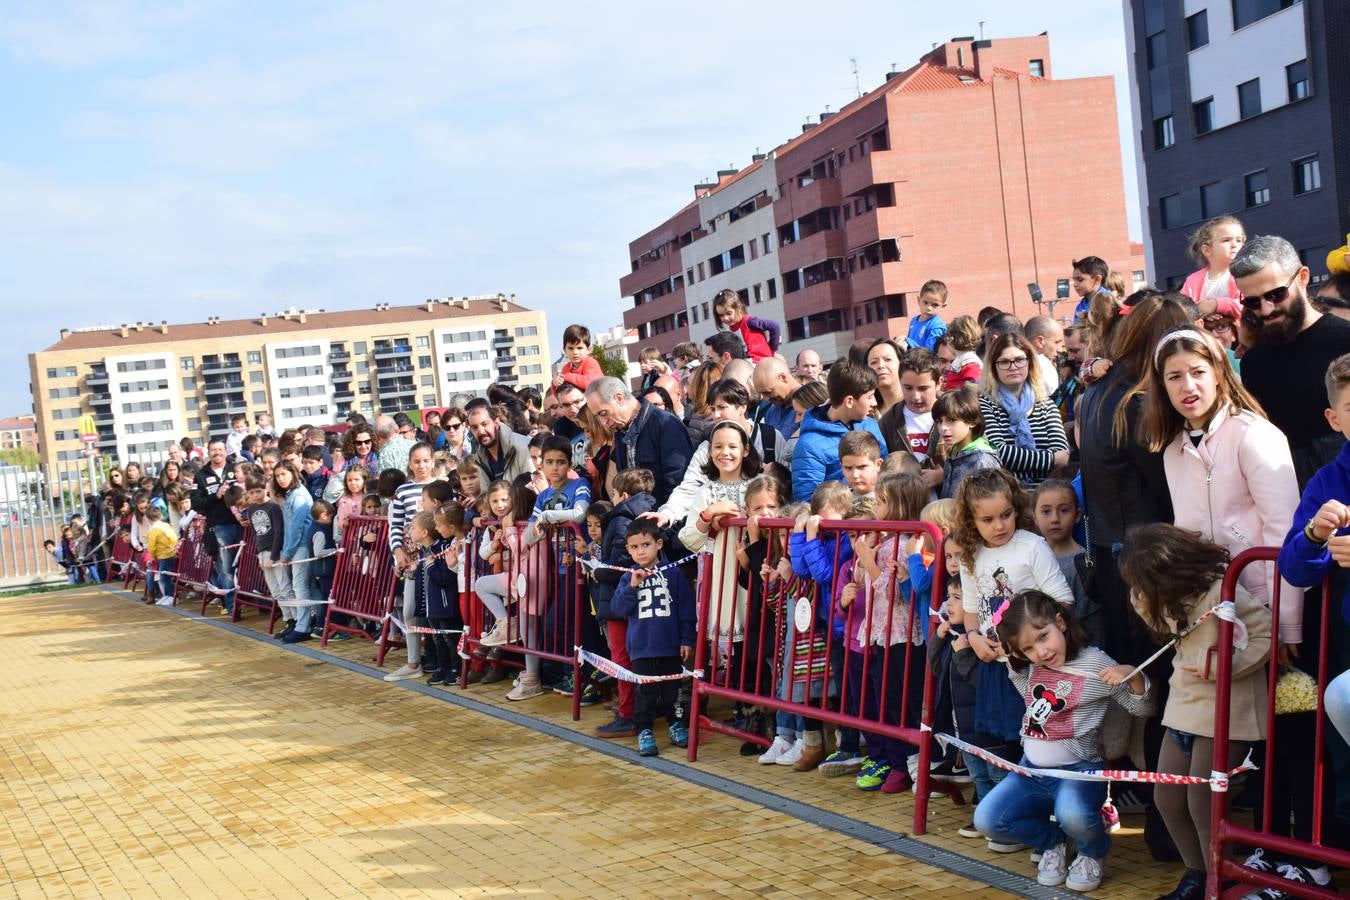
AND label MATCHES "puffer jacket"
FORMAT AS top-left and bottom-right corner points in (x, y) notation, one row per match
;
(789, 405), (887, 502)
